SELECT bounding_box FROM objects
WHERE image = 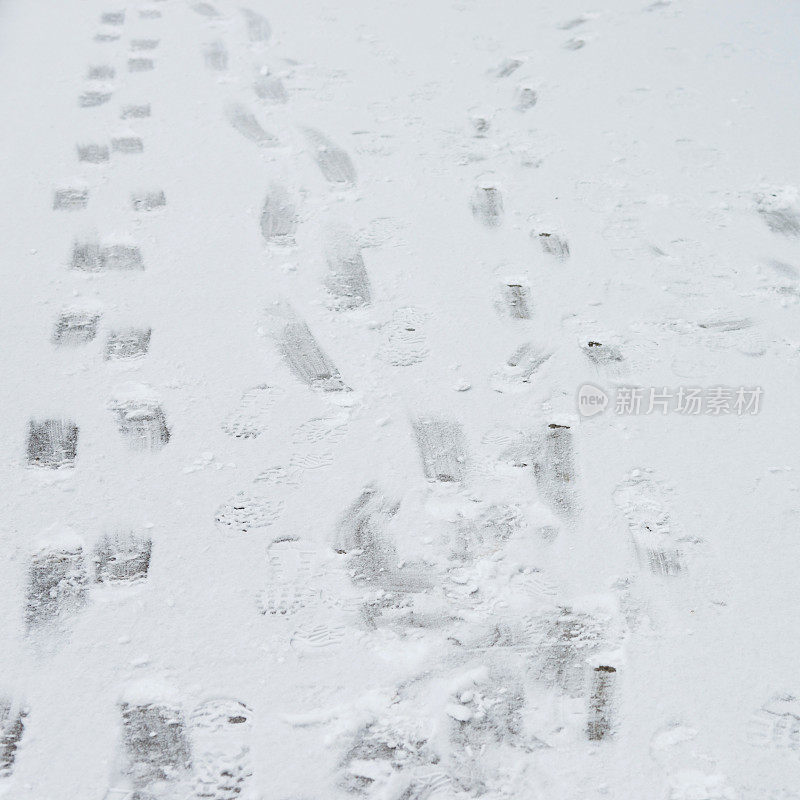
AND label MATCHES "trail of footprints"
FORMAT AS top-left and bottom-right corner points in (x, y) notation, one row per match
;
(12, 4), (183, 790)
